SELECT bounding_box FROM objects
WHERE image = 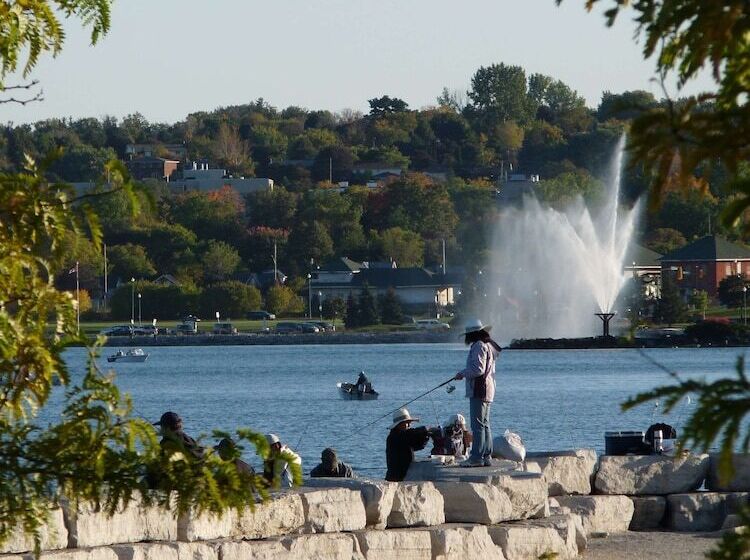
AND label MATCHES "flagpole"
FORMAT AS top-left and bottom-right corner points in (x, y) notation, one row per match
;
(75, 261), (80, 335)
(103, 243), (108, 312)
